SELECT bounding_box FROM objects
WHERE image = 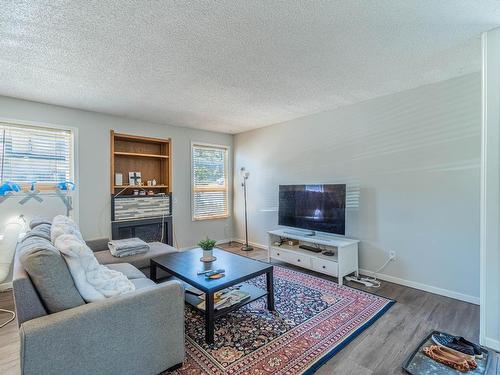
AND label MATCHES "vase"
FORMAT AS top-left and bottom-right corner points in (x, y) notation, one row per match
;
(200, 248), (216, 262)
